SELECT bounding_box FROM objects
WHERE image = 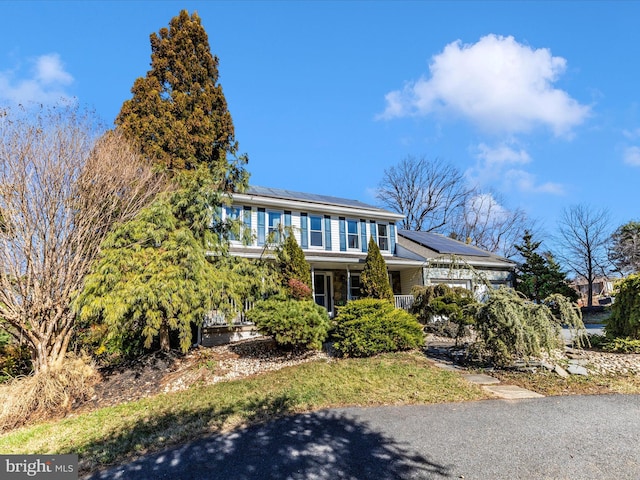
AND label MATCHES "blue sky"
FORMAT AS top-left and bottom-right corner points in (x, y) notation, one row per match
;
(2, 1), (638, 241)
